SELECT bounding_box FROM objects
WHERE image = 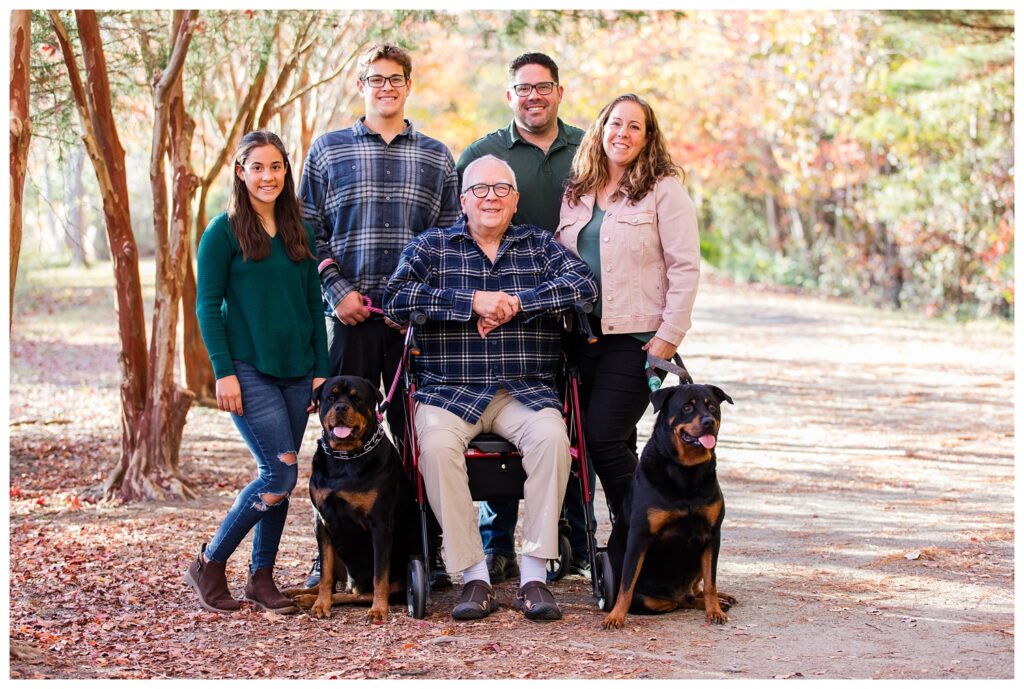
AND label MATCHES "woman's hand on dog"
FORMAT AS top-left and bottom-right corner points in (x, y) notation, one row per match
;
(216, 375), (243, 416)
(308, 377), (327, 413)
(642, 335), (677, 361)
